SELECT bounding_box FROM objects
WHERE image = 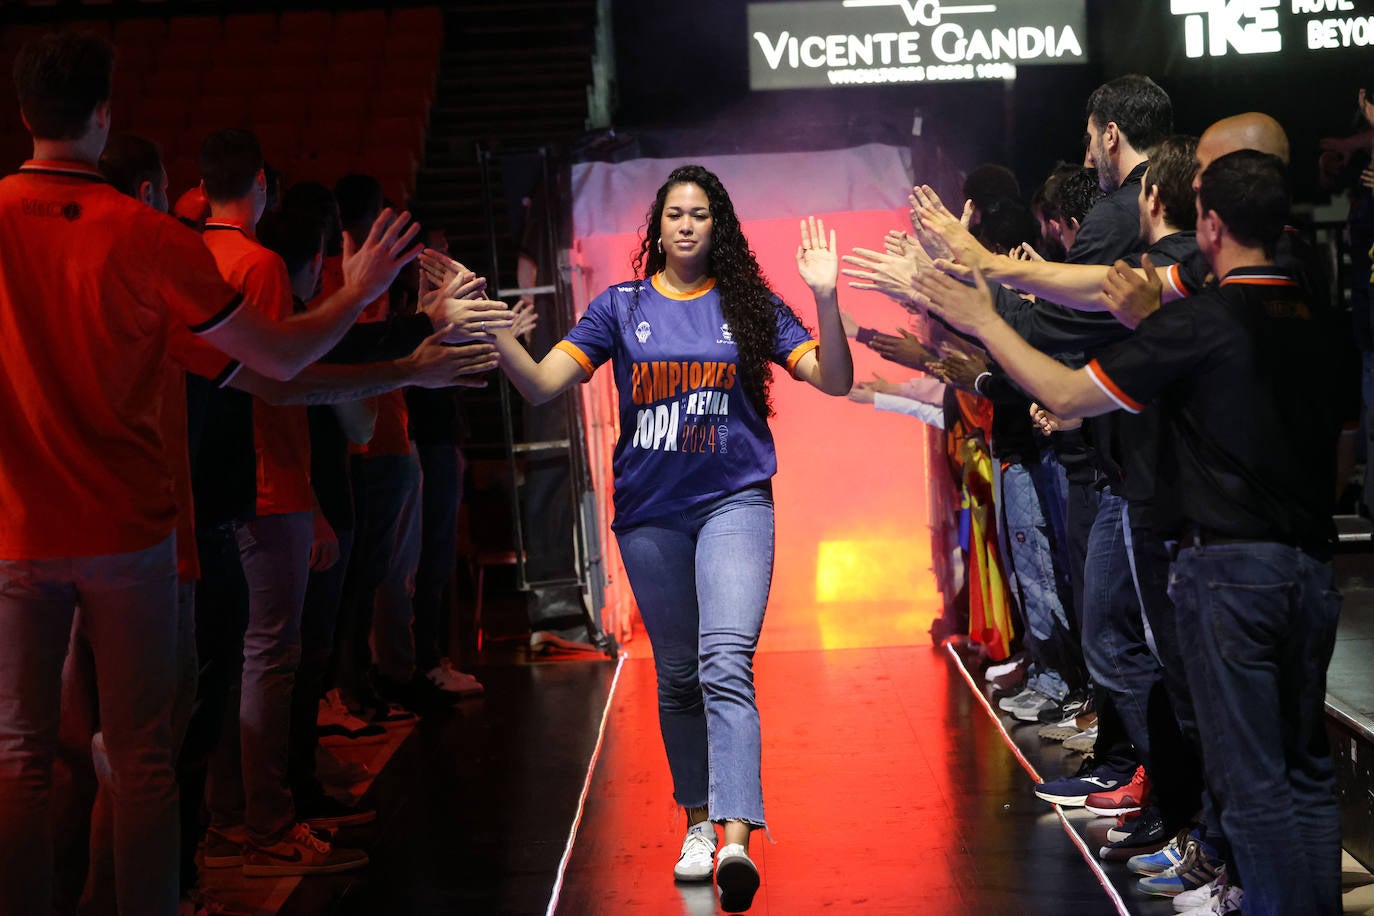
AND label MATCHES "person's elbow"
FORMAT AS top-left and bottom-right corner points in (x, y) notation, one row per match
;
(819, 371), (853, 397)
